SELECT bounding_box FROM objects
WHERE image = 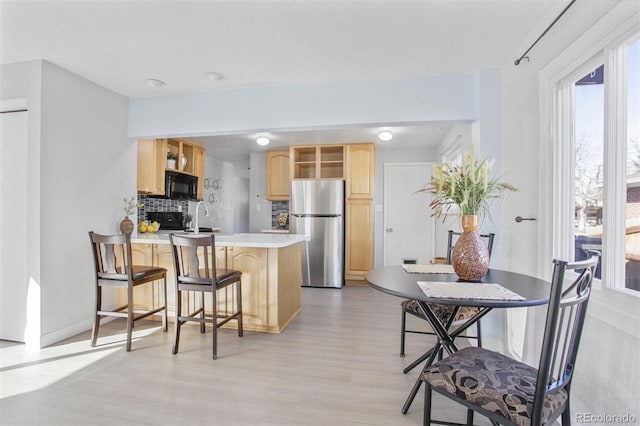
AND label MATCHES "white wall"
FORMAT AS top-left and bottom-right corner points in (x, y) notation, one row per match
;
(128, 75), (476, 138)
(232, 175), (250, 233)
(191, 154), (239, 233)
(39, 61), (133, 345)
(499, 1), (640, 416)
(249, 152), (272, 232)
(0, 60), (133, 347)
